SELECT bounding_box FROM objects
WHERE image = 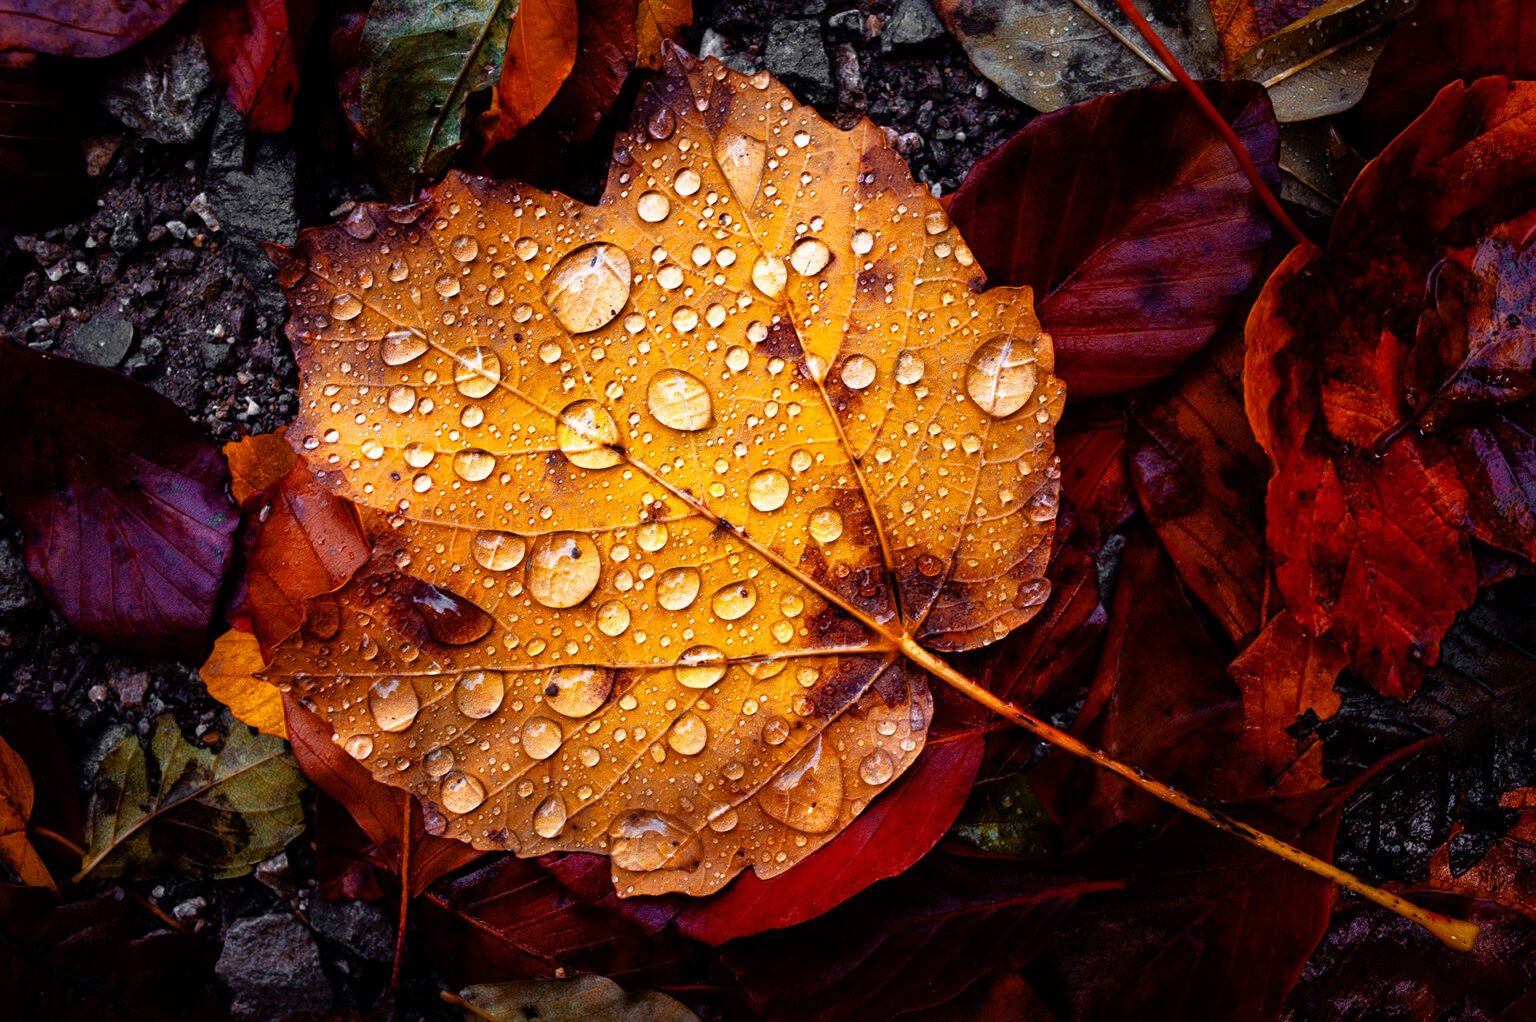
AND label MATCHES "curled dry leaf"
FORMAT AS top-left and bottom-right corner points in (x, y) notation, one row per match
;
(261, 53), (1063, 897)
(79, 714), (305, 881)
(453, 975), (700, 1021)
